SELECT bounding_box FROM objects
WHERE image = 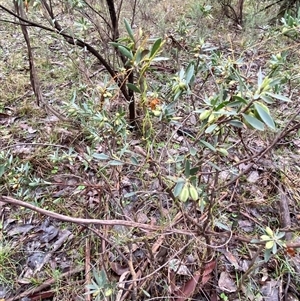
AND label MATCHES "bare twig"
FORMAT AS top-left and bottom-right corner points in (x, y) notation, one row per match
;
(14, 0), (42, 106)
(85, 236), (91, 301)
(0, 196), (197, 235)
